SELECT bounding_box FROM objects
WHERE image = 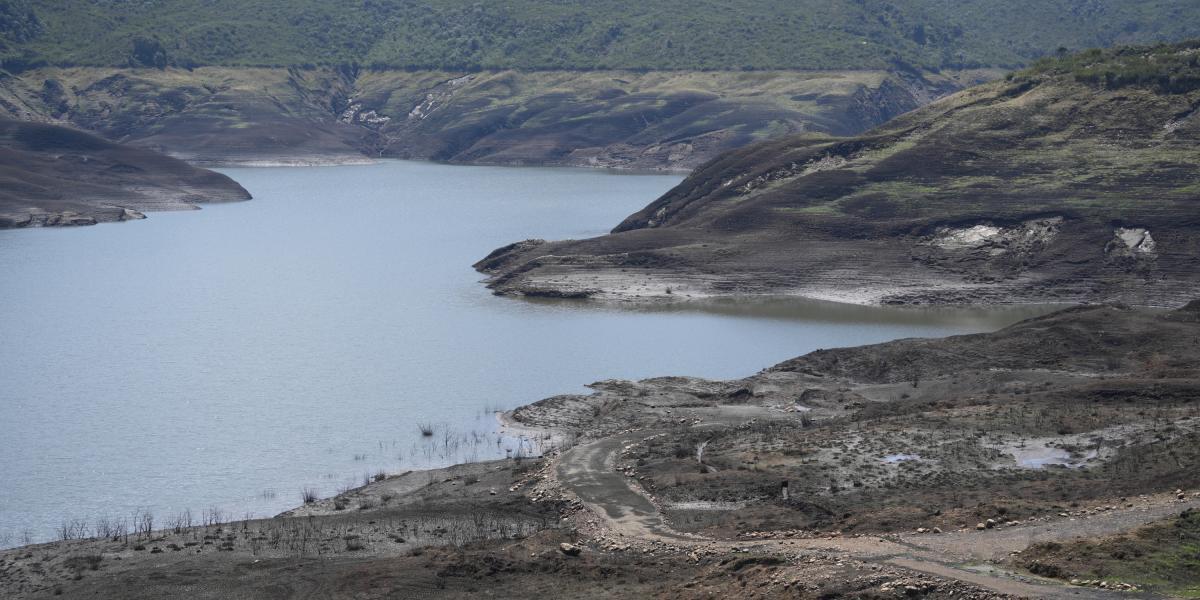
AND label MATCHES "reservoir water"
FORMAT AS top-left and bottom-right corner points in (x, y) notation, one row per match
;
(0, 161), (1050, 544)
